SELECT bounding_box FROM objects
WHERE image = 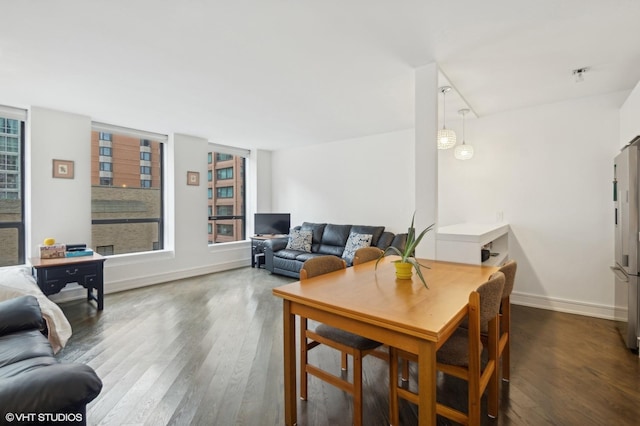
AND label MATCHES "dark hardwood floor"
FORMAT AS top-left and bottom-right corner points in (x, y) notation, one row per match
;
(57, 267), (640, 425)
